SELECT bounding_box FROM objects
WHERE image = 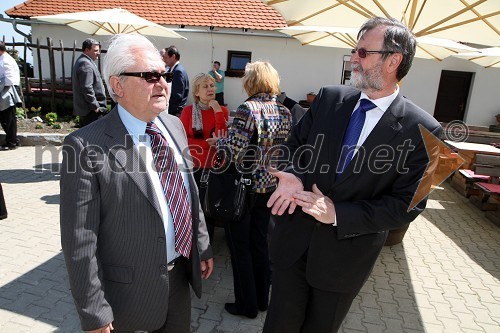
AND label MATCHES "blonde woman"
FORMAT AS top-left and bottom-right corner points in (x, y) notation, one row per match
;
(217, 61), (292, 318)
(180, 73), (229, 240)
